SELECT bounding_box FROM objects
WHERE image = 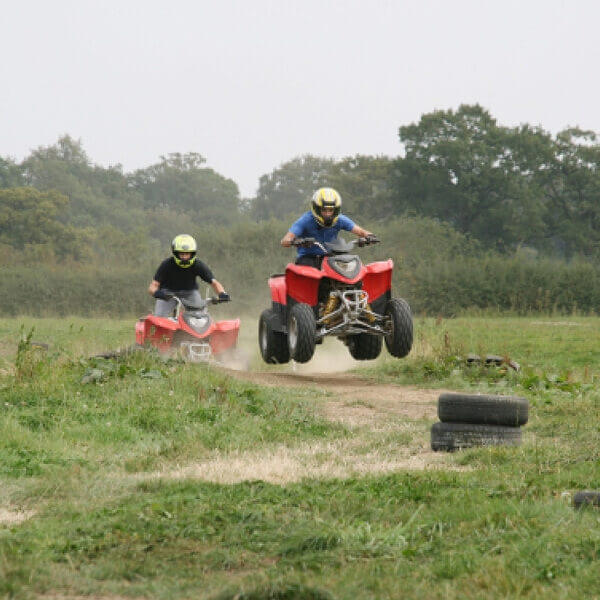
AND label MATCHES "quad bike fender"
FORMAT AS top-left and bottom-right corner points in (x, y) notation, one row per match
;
(363, 259), (393, 304)
(285, 263), (323, 306)
(135, 318), (145, 345)
(268, 275), (287, 305)
(209, 319), (240, 354)
(136, 314), (180, 351)
(267, 275), (288, 332)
